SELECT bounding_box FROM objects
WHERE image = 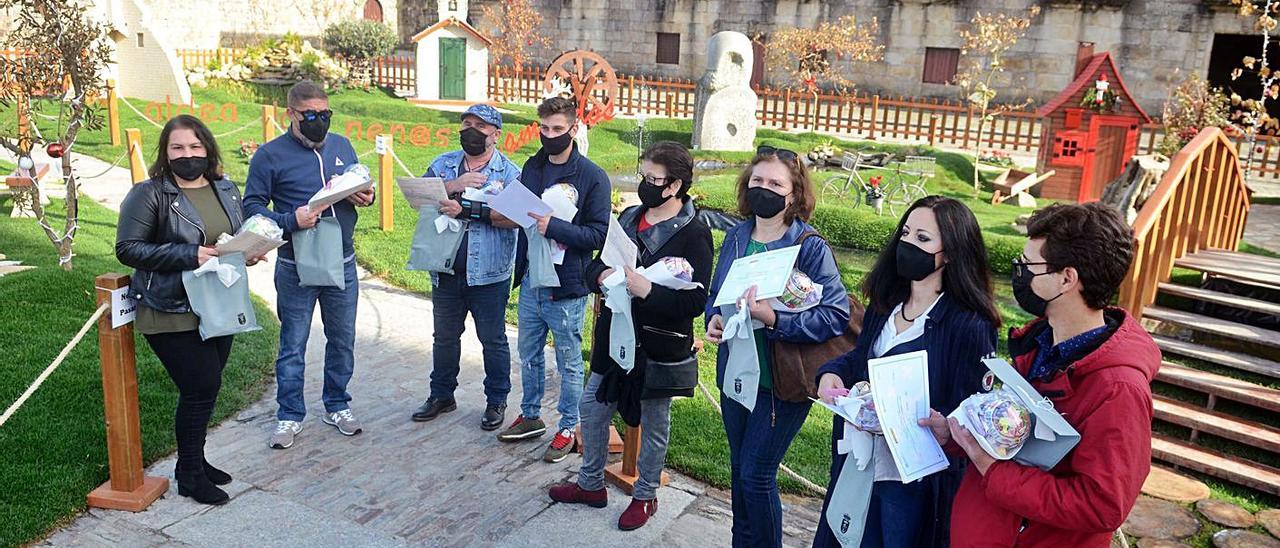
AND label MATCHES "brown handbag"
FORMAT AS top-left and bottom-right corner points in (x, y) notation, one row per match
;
(770, 232), (866, 403)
